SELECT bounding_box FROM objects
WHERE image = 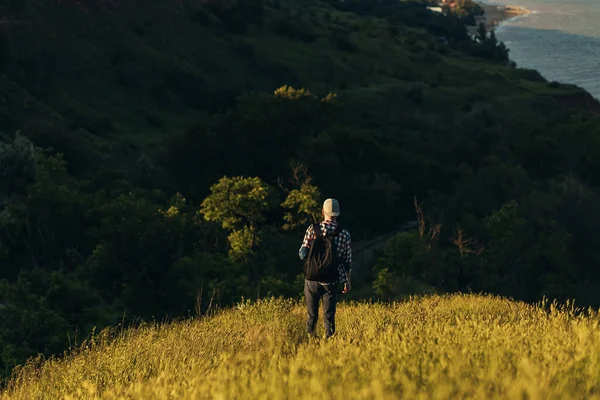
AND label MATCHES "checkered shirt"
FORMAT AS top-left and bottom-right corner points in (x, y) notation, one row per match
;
(300, 220), (352, 285)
